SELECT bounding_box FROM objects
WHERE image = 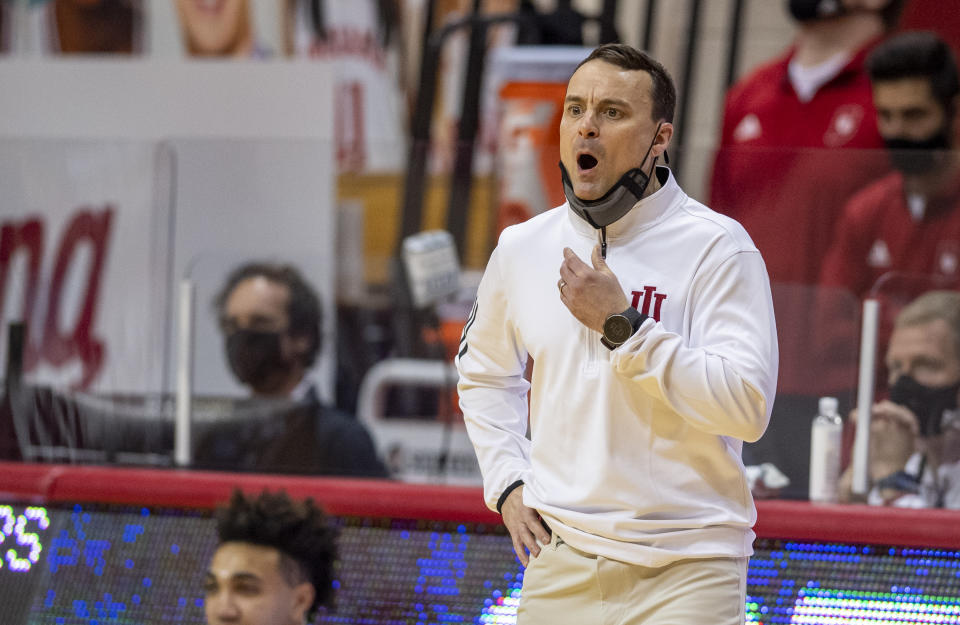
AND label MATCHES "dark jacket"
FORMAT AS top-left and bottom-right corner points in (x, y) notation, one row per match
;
(193, 394), (389, 478)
